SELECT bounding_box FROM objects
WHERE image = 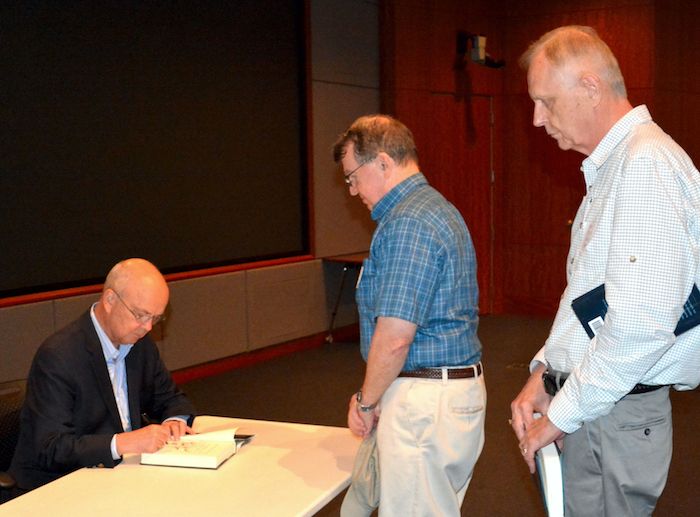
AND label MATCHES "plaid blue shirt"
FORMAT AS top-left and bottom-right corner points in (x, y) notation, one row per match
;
(356, 173), (481, 370)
